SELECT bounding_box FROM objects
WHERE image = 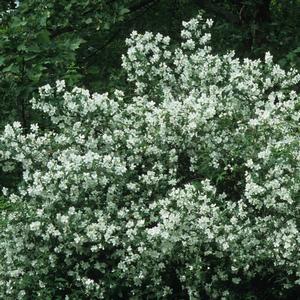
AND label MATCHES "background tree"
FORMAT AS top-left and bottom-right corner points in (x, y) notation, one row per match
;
(0, 0), (299, 131)
(195, 0), (300, 66)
